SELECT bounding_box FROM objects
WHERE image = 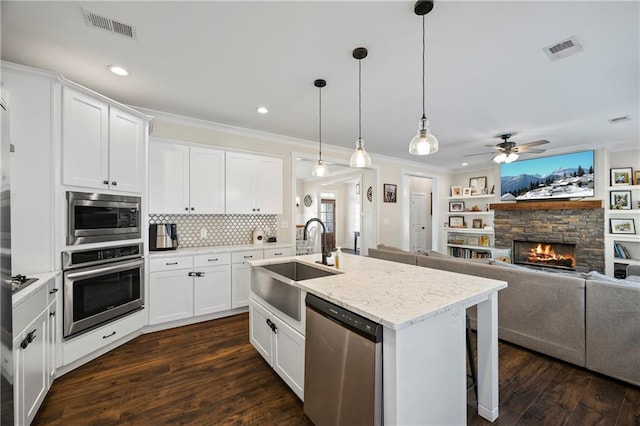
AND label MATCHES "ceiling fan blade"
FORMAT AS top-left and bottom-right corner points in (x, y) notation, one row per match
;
(464, 151), (494, 157)
(519, 139), (550, 148)
(514, 148), (546, 154)
(484, 144), (503, 150)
